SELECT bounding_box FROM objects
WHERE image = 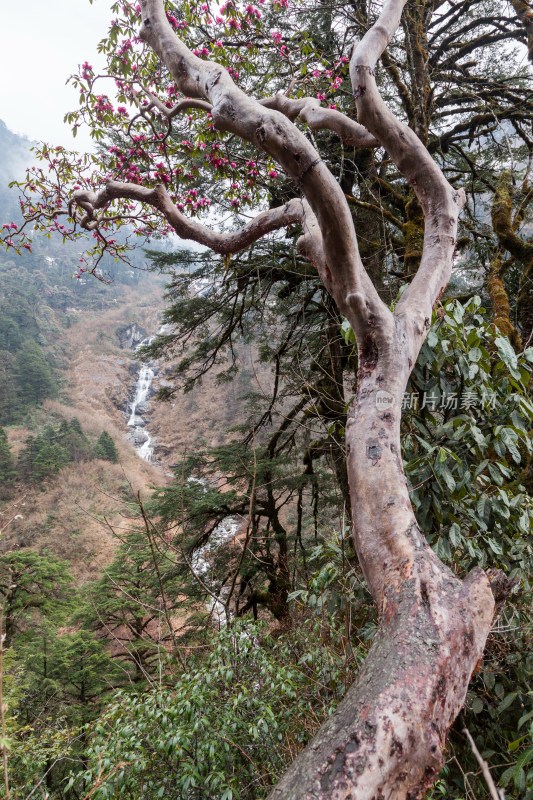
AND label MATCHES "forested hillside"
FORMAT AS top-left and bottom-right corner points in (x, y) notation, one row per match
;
(0, 0), (532, 797)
